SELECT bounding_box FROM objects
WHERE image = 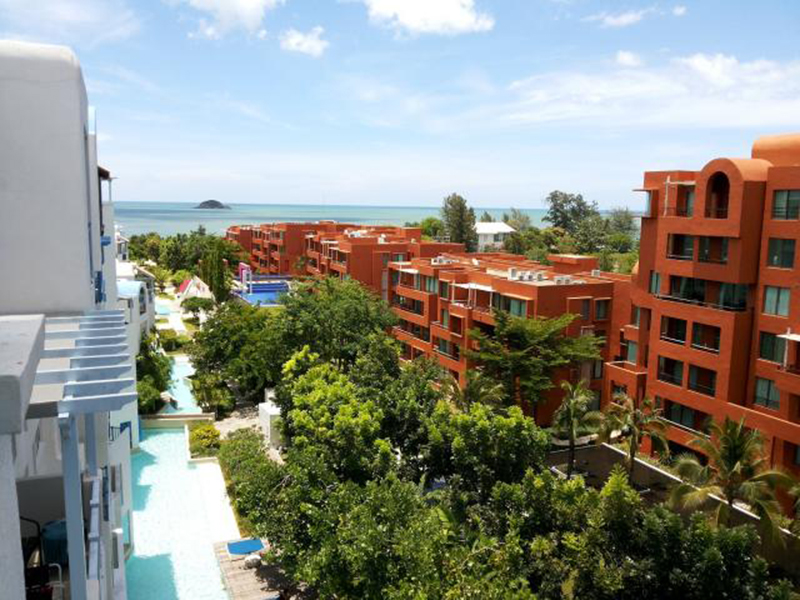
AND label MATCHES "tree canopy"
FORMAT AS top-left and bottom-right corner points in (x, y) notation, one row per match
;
(440, 193), (478, 251)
